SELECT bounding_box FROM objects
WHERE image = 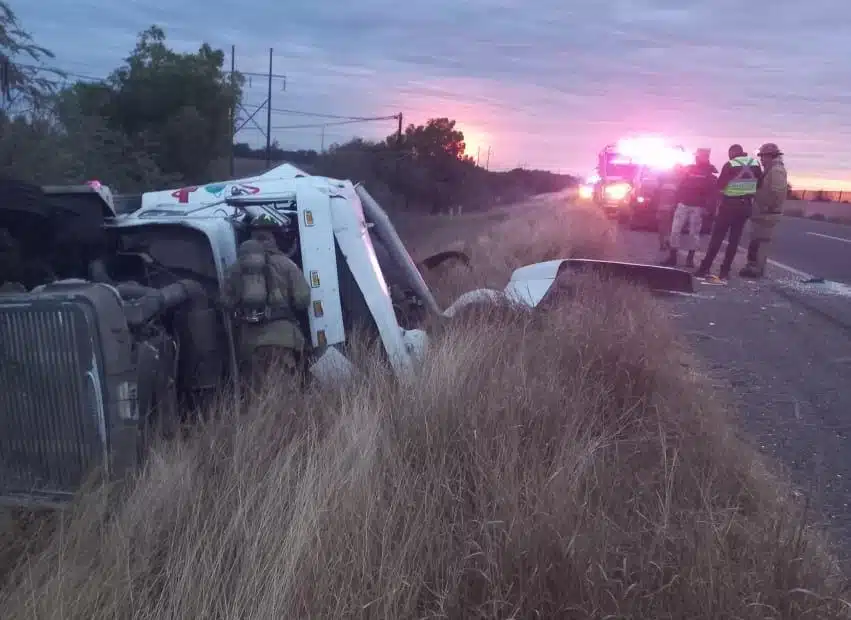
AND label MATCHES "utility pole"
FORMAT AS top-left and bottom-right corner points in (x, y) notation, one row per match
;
(394, 112), (403, 176)
(265, 48), (273, 170)
(0, 55), (10, 110)
(229, 44), (236, 178)
(320, 125), (325, 152)
(476, 146), (481, 167)
(485, 146), (491, 171)
(393, 112), (405, 206)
